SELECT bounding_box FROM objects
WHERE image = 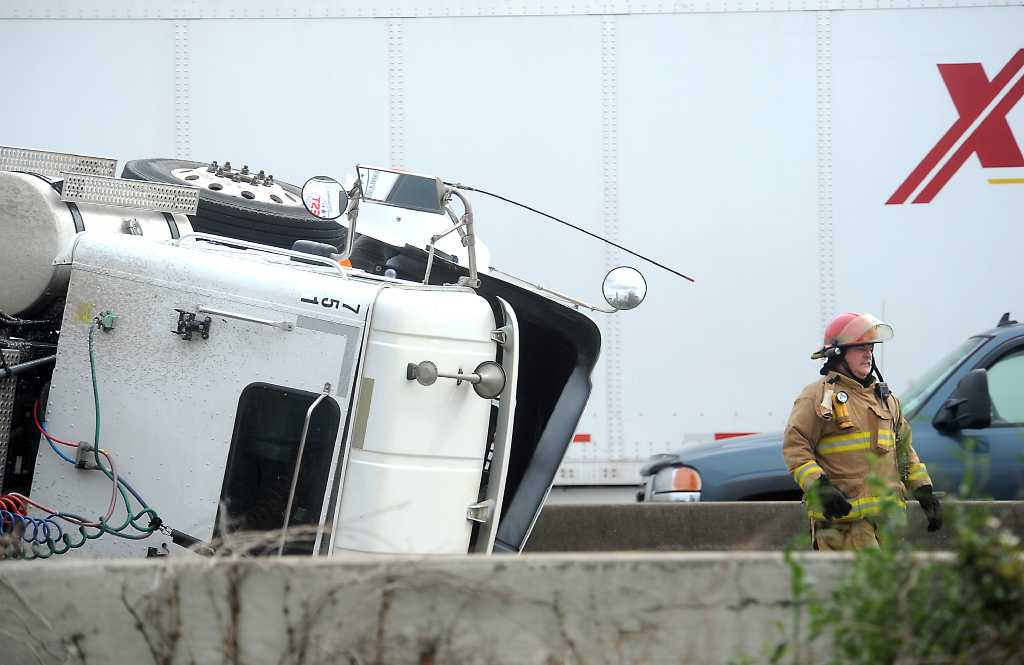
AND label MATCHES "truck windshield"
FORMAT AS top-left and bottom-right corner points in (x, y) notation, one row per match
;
(901, 336), (988, 417)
